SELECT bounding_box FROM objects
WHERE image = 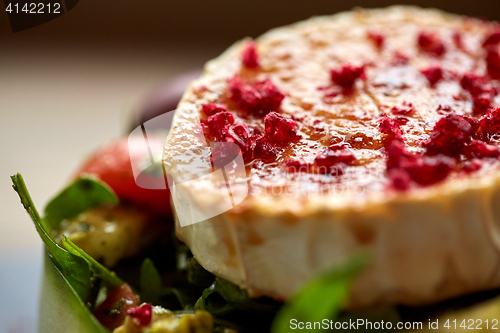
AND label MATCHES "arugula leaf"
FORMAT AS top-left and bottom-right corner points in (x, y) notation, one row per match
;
(62, 236), (123, 288)
(139, 258), (163, 304)
(40, 252), (109, 333)
(12, 173), (123, 301)
(11, 173), (92, 301)
(195, 277), (281, 316)
(271, 254), (367, 333)
(44, 175), (118, 231)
